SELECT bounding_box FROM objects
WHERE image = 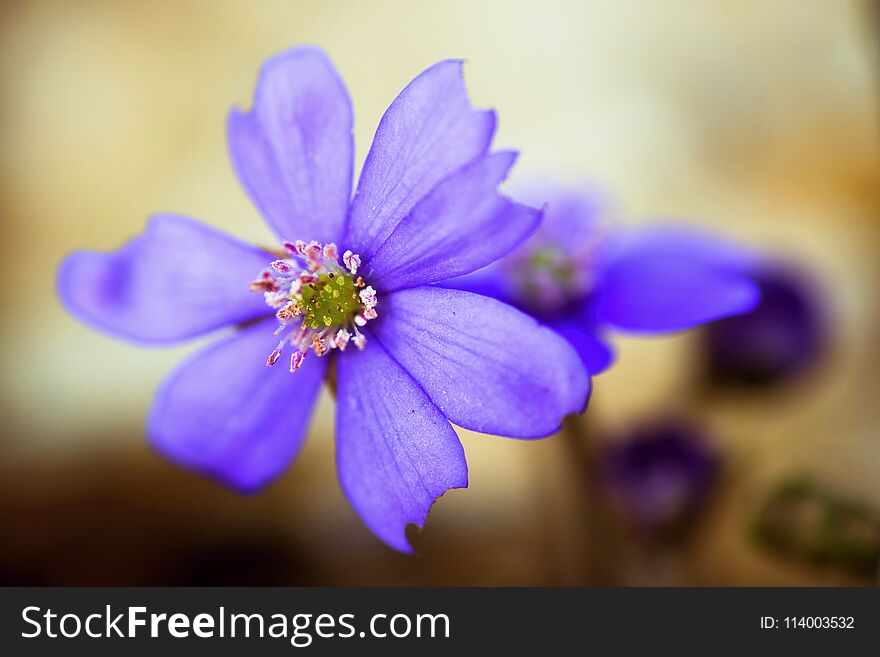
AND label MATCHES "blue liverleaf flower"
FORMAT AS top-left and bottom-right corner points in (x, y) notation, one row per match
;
(442, 186), (762, 375)
(56, 47), (589, 552)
